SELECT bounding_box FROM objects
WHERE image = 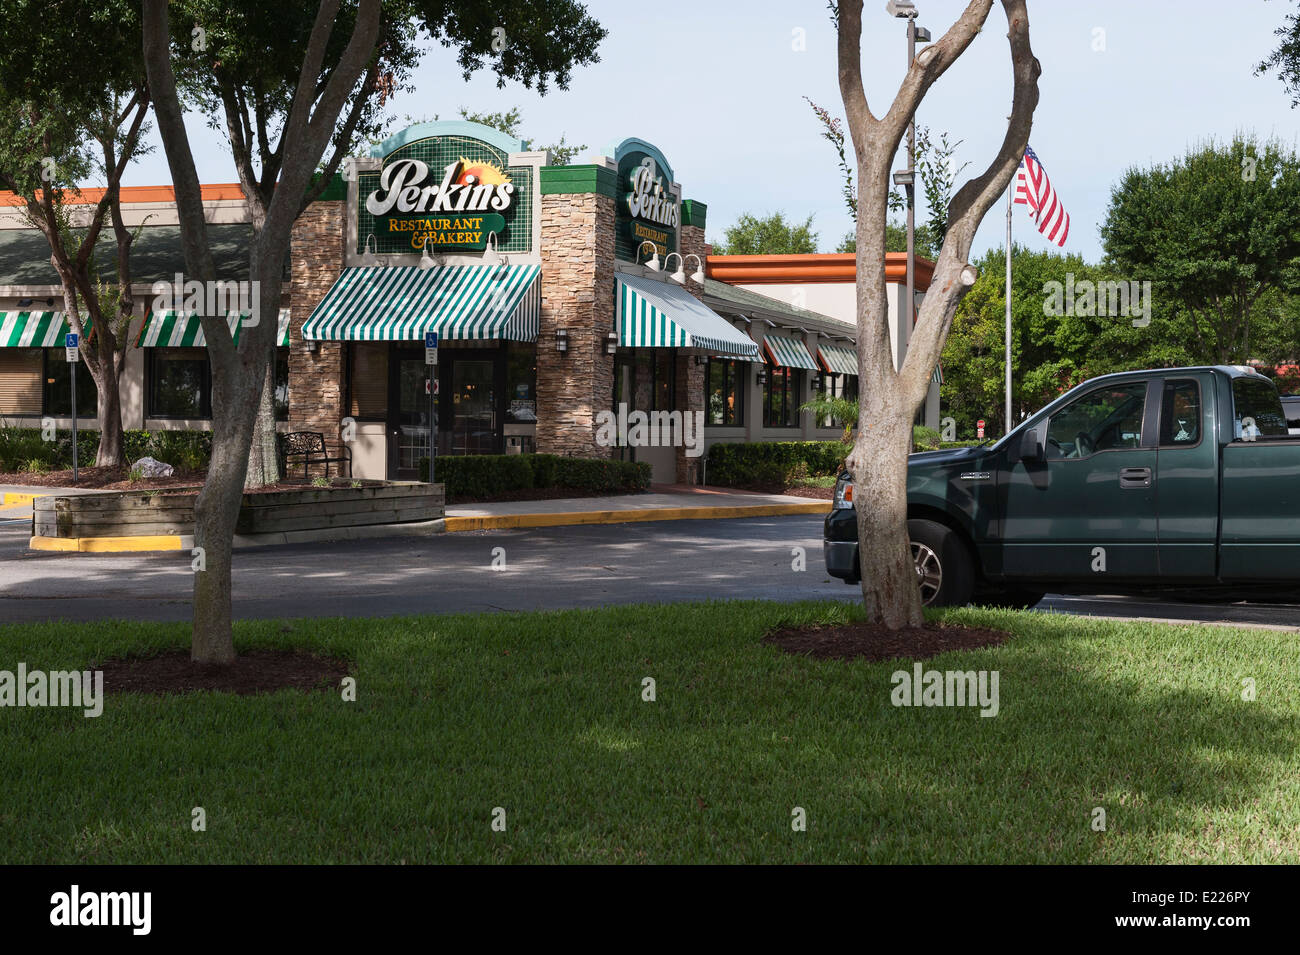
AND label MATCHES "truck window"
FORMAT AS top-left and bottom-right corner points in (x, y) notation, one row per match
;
(1230, 377), (1288, 439)
(1159, 379), (1200, 446)
(1045, 382), (1146, 459)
